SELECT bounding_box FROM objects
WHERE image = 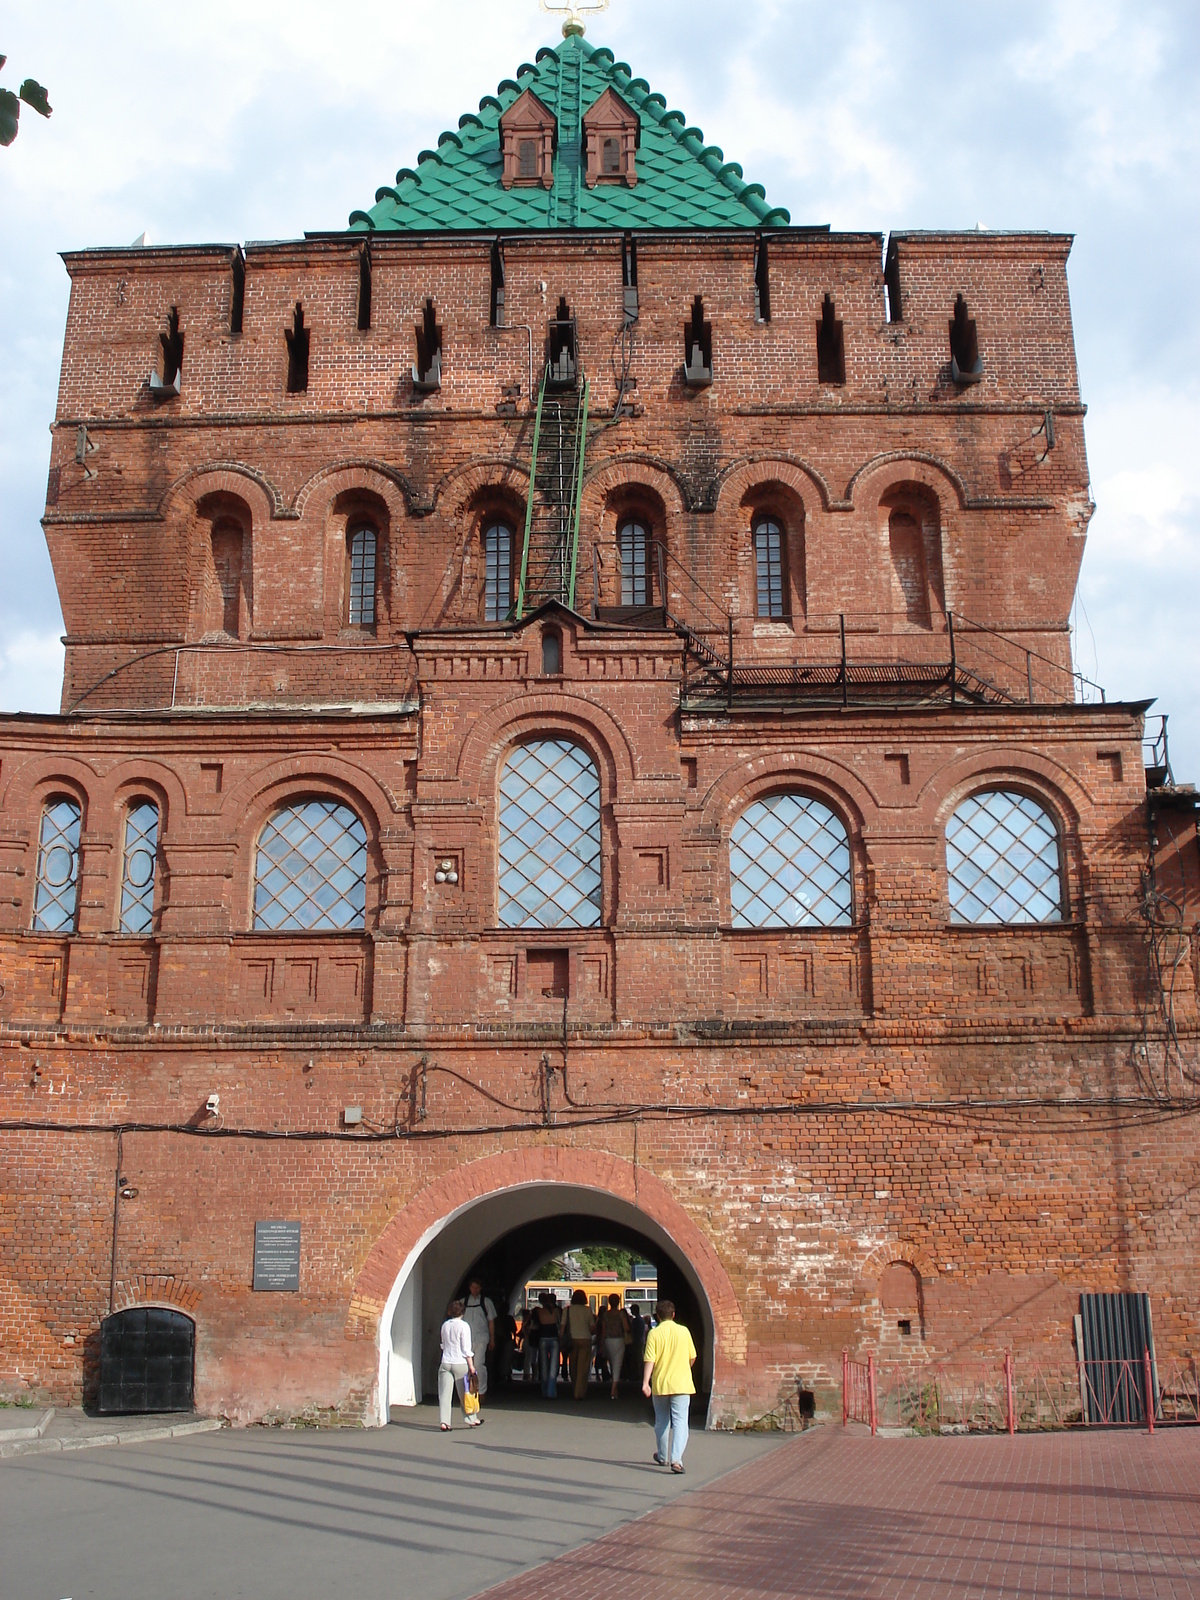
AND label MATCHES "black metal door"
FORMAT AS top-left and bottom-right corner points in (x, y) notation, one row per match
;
(1079, 1292), (1155, 1424)
(98, 1307), (195, 1414)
